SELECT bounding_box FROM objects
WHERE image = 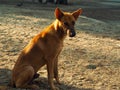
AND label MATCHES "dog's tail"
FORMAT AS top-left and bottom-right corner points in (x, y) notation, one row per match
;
(8, 79), (16, 88)
(0, 81), (15, 90)
(0, 85), (9, 90)
(0, 79), (15, 90)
